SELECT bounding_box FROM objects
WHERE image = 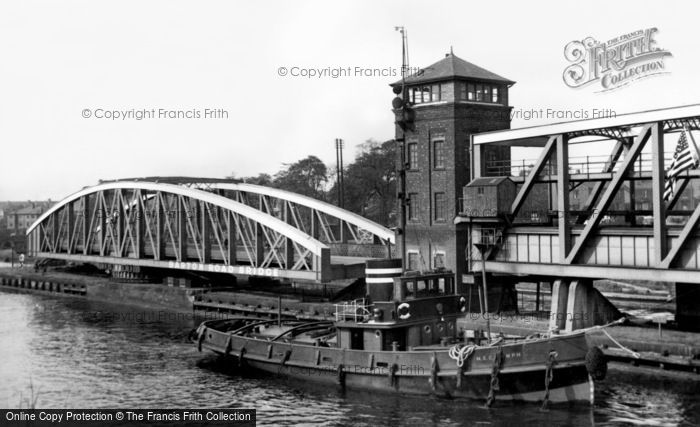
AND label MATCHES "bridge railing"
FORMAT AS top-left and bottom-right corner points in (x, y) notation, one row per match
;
(328, 243), (395, 259)
(486, 152), (677, 177)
